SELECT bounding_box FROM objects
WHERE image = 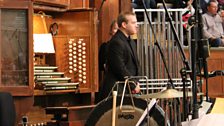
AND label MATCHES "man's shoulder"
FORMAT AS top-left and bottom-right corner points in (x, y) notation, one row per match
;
(202, 13), (214, 21)
(99, 42), (108, 48)
(202, 13), (209, 17)
(108, 36), (126, 49)
(110, 33), (122, 41)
